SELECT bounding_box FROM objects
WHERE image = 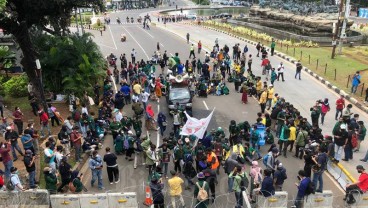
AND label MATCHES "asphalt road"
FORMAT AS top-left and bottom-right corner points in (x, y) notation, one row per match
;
(72, 3), (355, 208)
